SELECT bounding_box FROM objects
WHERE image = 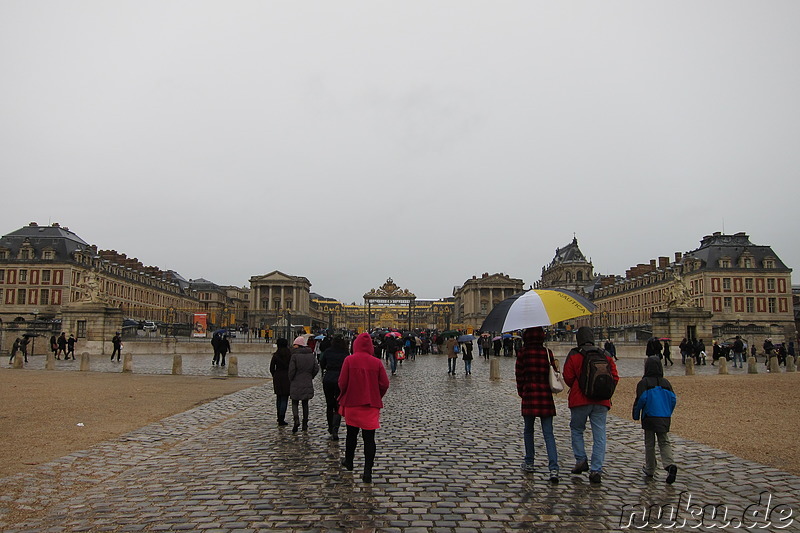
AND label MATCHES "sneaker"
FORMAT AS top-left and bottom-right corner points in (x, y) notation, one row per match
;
(665, 464), (678, 484)
(589, 471), (602, 484)
(549, 470), (559, 484)
(521, 463), (536, 473)
(571, 459), (589, 475)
